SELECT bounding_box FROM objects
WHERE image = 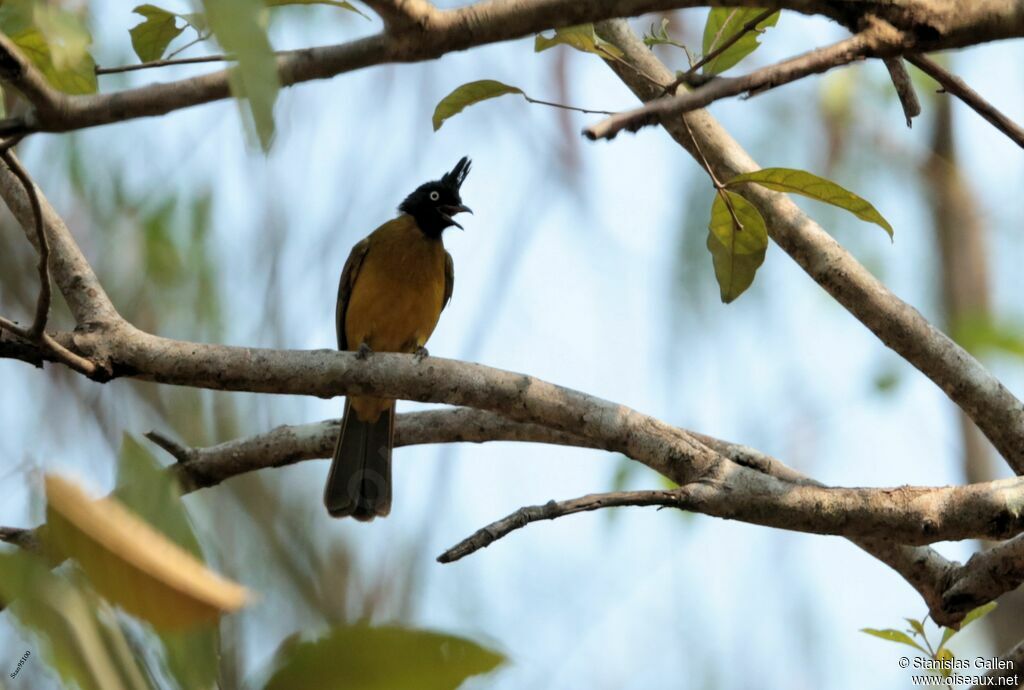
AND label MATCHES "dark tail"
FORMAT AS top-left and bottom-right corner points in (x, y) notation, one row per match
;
(323, 400), (393, 520)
